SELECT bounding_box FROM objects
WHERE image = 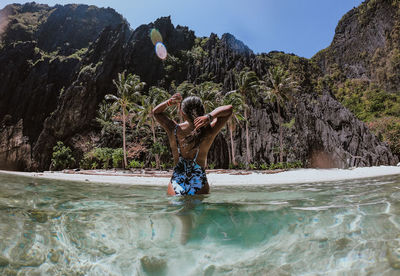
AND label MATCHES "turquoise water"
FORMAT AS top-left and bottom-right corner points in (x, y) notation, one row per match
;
(1, 173), (400, 275)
